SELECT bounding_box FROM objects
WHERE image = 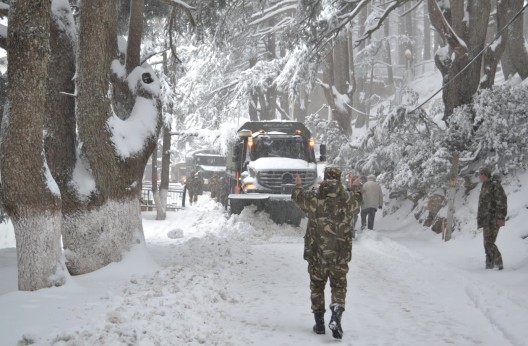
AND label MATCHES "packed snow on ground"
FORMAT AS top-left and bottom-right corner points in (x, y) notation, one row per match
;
(1, 171), (528, 345)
